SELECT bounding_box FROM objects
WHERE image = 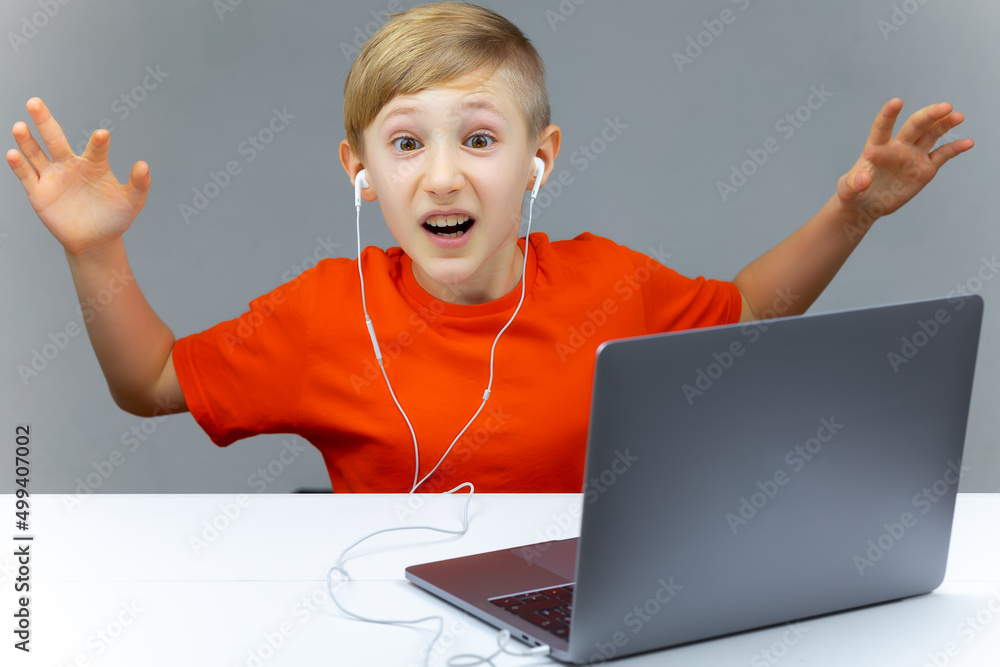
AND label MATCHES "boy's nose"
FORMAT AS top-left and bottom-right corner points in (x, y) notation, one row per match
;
(422, 156), (464, 197)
